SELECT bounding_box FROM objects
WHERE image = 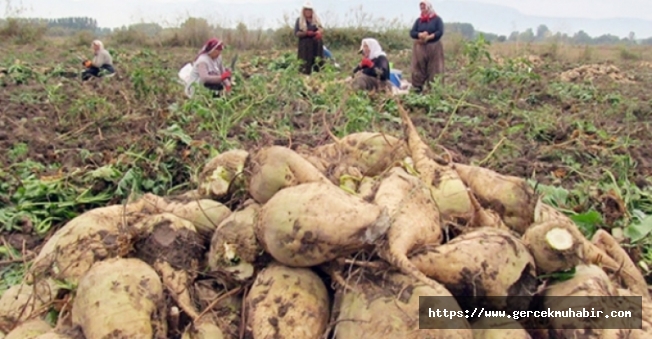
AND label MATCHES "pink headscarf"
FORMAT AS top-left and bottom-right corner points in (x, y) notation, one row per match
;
(419, 1), (437, 22)
(195, 38), (224, 61)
